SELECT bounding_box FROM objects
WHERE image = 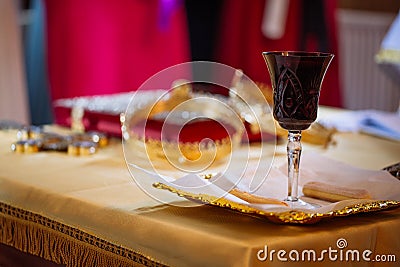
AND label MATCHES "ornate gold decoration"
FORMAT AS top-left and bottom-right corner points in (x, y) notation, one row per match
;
(153, 182), (400, 224)
(128, 132), (235, 163)
(10, 128), (109, 156)
(148, 80), (192, 118)
(256, 82), (336, 146)
(122, 83), (243, 165)
(71, 106), (85, 133)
